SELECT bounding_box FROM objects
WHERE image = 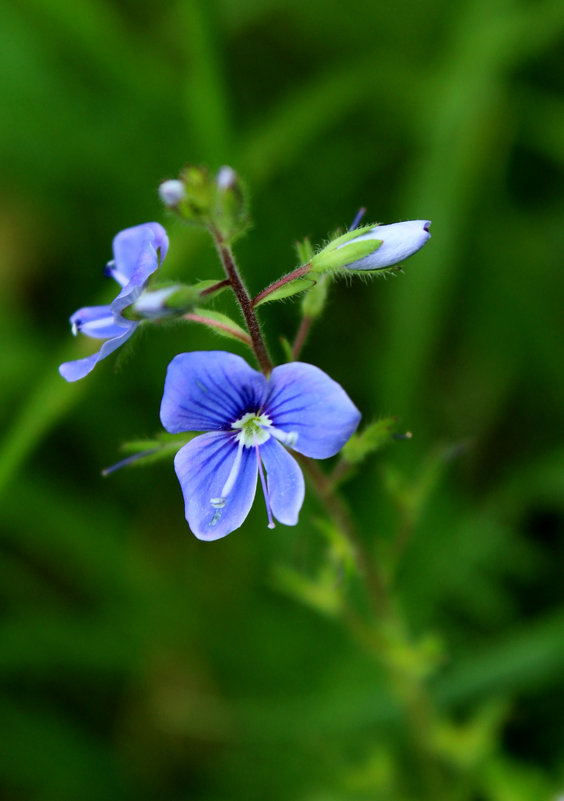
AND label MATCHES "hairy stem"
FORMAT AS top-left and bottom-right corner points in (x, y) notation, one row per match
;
(210, 227), (273, 375)
(199, 278), (231, 297)
(252, 263), (312, 307)
(184, 312), (252, 347)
